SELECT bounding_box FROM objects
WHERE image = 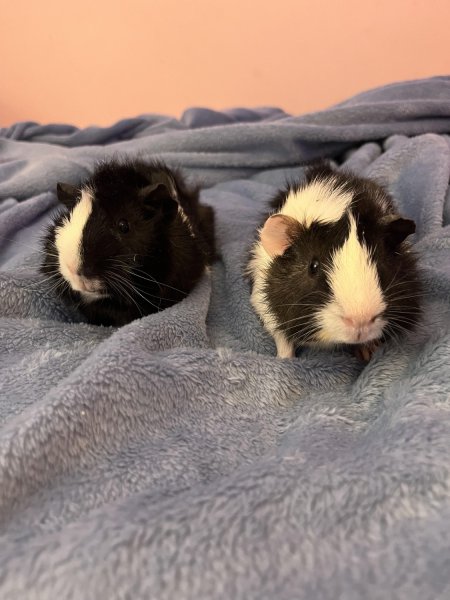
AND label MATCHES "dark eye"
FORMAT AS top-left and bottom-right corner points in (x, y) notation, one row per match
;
(118, 219), (129, 234)
(309, 258), (320, 276)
